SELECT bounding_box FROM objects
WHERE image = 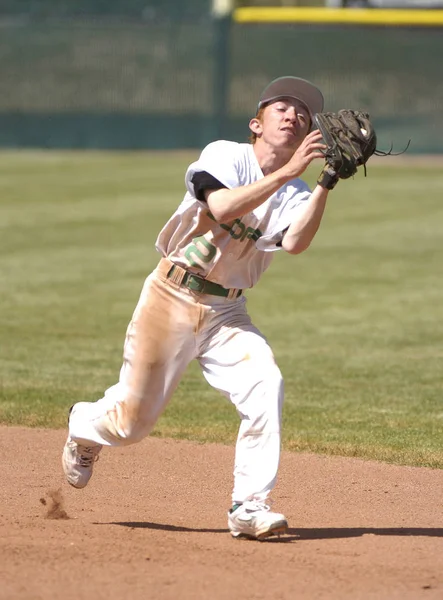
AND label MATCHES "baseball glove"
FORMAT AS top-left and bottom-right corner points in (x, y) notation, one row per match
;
(313, 109), (377, 190)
